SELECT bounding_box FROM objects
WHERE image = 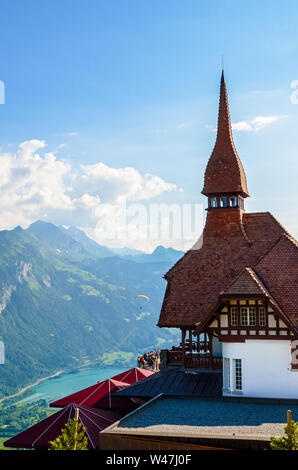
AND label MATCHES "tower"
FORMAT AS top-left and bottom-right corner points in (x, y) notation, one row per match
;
(202, 71), (249, 211)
